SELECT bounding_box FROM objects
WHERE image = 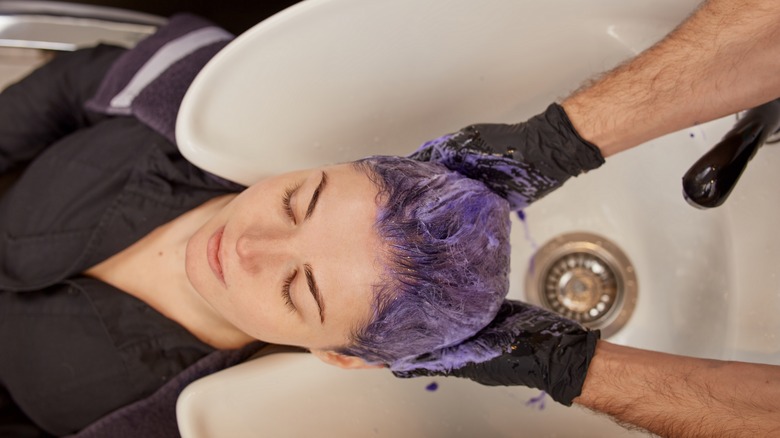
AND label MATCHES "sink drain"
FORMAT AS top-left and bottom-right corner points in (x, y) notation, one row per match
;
(525, 232), (637, 338)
